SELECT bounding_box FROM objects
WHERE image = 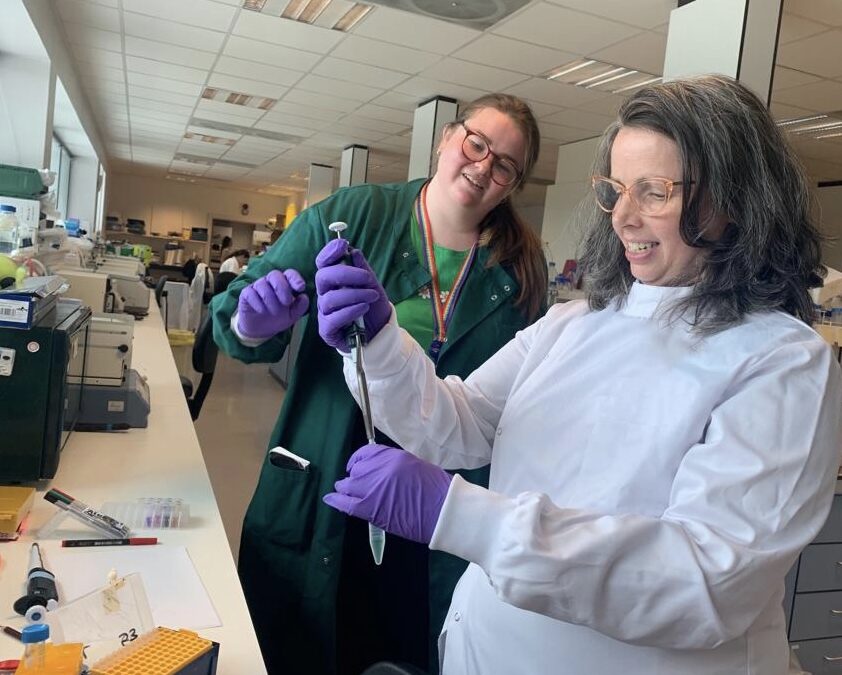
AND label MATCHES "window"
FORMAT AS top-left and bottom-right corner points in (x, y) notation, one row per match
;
(50, 135), (71, 219)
